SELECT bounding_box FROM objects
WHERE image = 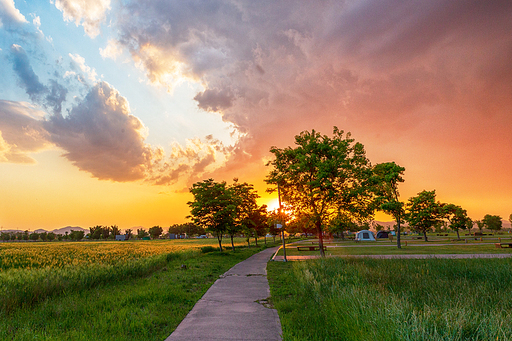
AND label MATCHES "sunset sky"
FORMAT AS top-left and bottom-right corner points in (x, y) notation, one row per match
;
(1, 0), (512, 231)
